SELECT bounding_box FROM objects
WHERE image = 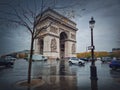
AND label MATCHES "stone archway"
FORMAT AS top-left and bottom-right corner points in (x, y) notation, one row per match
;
(60, 32), (68, 58)
(34, 8), (77, 59)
